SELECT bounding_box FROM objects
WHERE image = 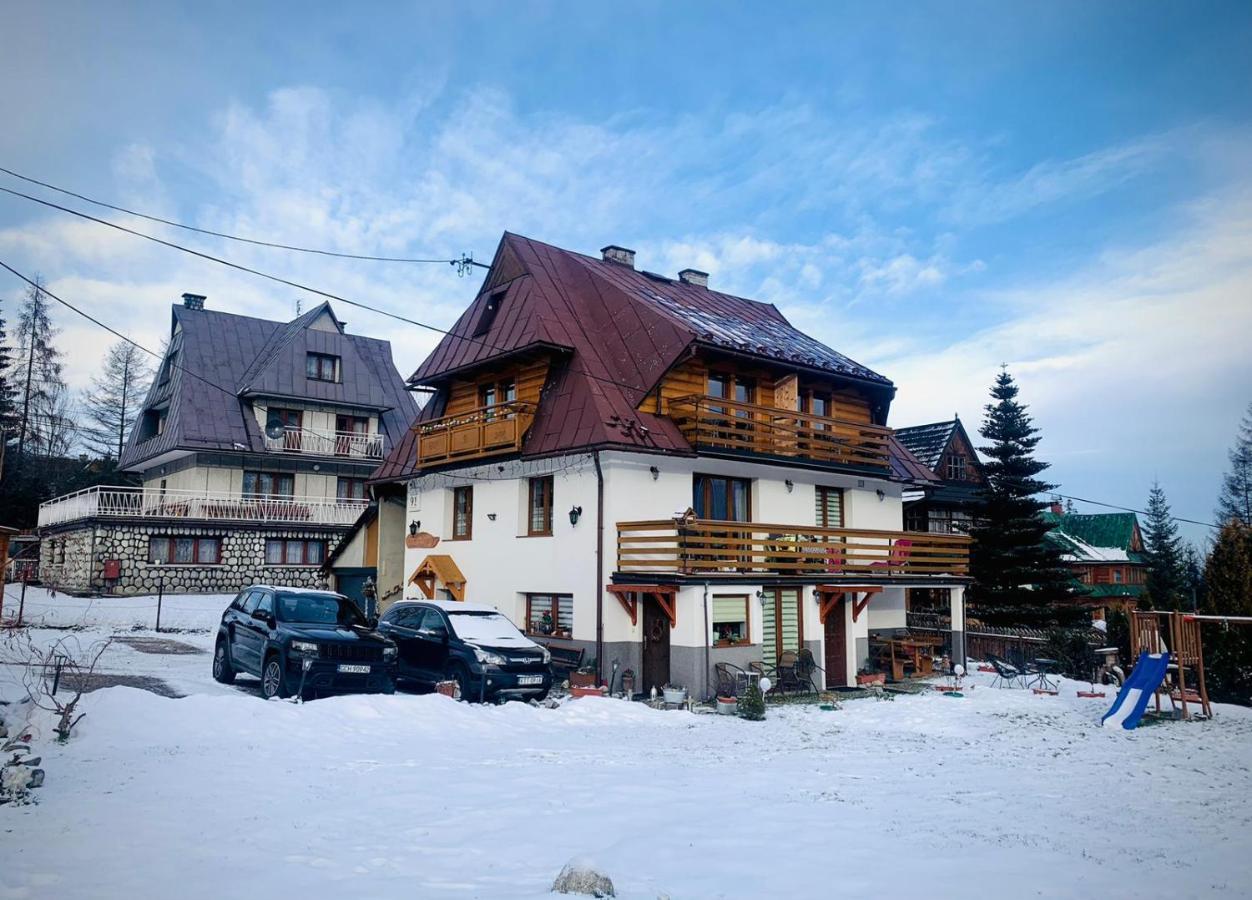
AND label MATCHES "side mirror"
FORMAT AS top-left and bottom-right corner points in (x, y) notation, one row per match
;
(367, 616), (379, 629)
(251, 609), (274, 627)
